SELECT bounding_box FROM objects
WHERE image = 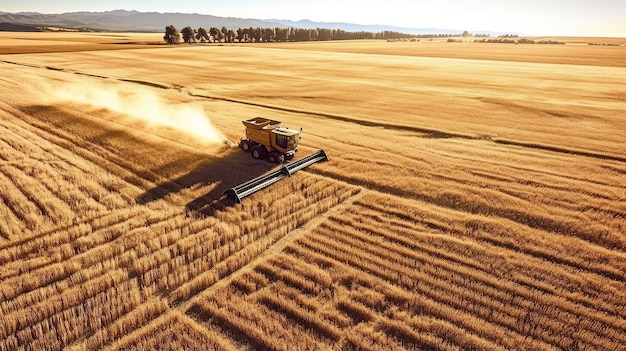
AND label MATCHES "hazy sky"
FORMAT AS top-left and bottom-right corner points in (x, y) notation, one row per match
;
(3, 0), (625, 37)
